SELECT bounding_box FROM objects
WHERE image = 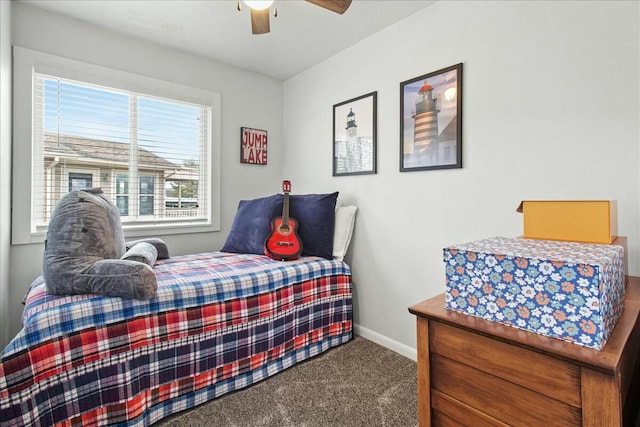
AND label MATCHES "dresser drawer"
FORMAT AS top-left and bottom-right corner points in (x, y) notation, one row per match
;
(431, 390), (509, 427)
(430, 321), (581, 407)
(430, 353), (581, 426)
